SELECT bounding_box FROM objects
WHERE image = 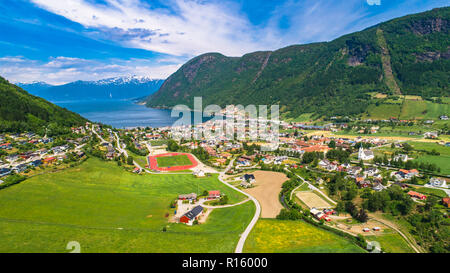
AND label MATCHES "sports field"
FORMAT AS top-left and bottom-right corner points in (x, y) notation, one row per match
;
(243, 219), (365, 253)
(149, 153), (198, 171)
(156, 155), (193, 167)
(0, 158), (254, 253)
